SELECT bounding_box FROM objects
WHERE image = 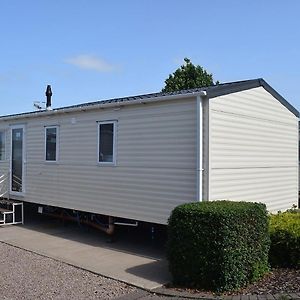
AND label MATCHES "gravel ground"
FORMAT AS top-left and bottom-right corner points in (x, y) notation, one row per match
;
(0, 242), (137, 300)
